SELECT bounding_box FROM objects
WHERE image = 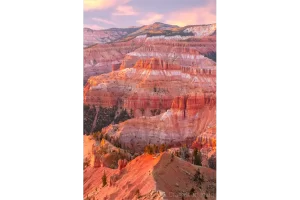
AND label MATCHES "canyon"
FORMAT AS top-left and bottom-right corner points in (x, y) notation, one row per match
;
(83, 27), (139, 47)
(83, 22), (216, 84)
(84, 22), (216, 200)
